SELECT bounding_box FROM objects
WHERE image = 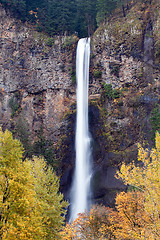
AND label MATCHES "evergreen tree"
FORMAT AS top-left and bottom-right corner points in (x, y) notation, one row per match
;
(0, 0), (27, 19)
(75, 0), (97, 37)
(0, 0), (120, 36)
(96, 0), (118, 26)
